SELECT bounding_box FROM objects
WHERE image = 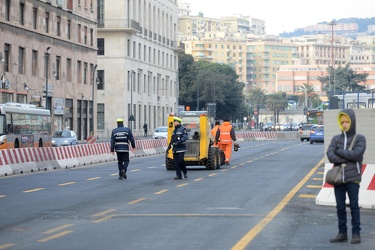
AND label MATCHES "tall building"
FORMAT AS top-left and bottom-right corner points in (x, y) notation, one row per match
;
(247, 42), (297, 94)
(0, 0), (97, 140)
(97, 0), (180, 138)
